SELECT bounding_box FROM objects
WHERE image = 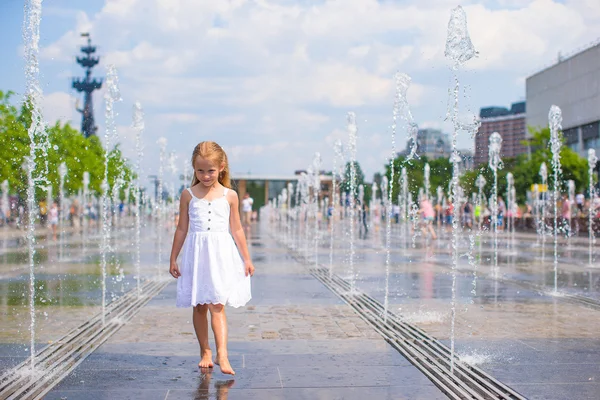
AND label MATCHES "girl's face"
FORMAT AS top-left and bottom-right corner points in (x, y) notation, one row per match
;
(194, 156), (224, 187)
